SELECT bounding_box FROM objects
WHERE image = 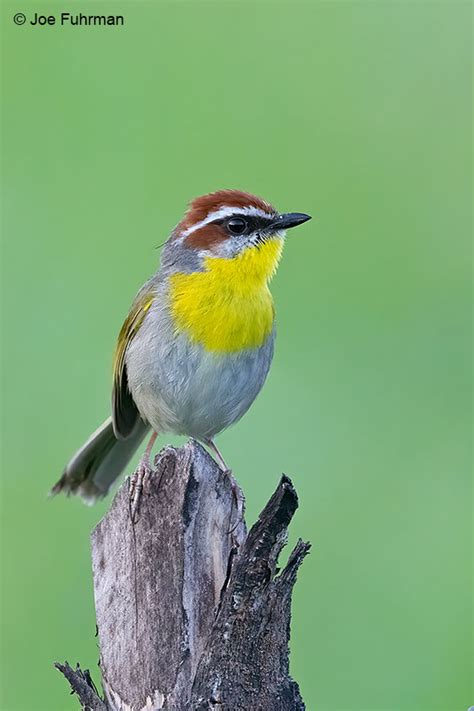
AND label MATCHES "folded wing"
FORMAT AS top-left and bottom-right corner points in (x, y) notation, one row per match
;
(112, 281), (155, 439)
